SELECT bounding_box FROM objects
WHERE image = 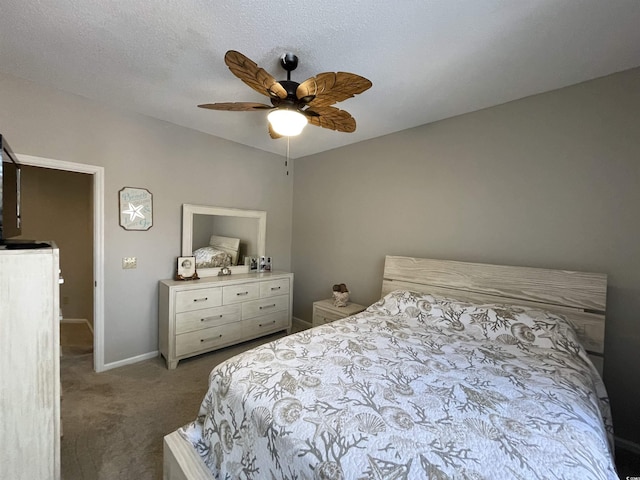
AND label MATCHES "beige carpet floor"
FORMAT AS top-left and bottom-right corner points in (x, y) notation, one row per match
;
(60, 323), (306, 480)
